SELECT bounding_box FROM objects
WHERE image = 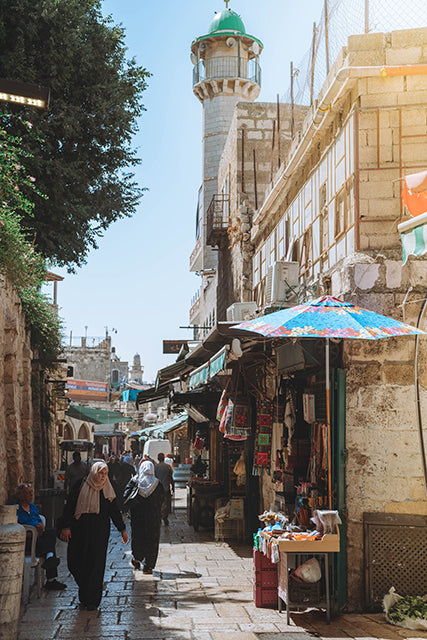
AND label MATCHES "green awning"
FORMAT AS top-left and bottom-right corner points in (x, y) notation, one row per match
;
(139, 412), (188, 440)
(66, 405), (132, 424)
(188, 346), (228, 389)
(398, 212), (427, 264)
